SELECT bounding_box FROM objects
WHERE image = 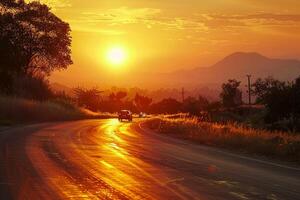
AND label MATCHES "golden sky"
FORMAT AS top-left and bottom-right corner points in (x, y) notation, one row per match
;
(38, 0), (300, 87)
